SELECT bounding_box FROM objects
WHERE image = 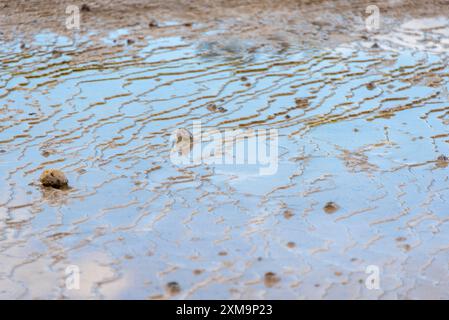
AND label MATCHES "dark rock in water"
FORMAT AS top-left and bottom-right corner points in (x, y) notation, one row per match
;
(323, 201), (339, 214)
(285, 114), (291, 119)
(81, 4), (90, 12)
(437, 154), (448, 162)
(166, 281), (181, 295)
(207, 103), (217, 112)
(174, 128), (193, 155)
(264, 272), (280, 287)
(371, 42), (380, 49)
(126, 39), (135, 45)
(0, 149), (5, 153)
(40, 169), (68, 189)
